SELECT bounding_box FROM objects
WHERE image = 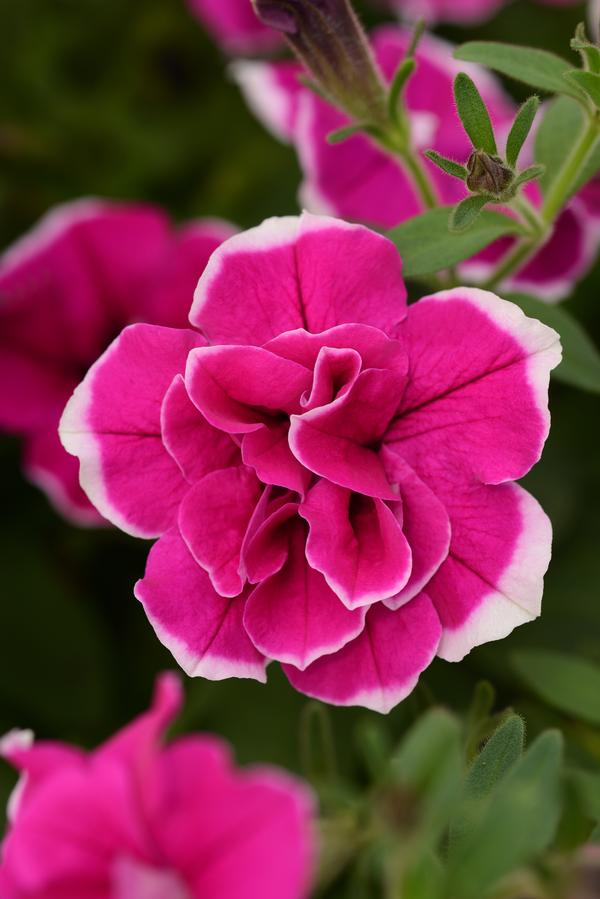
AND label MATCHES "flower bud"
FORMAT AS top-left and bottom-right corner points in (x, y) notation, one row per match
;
(252, 0), (388, 126)
(466, 149), (514, 196)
